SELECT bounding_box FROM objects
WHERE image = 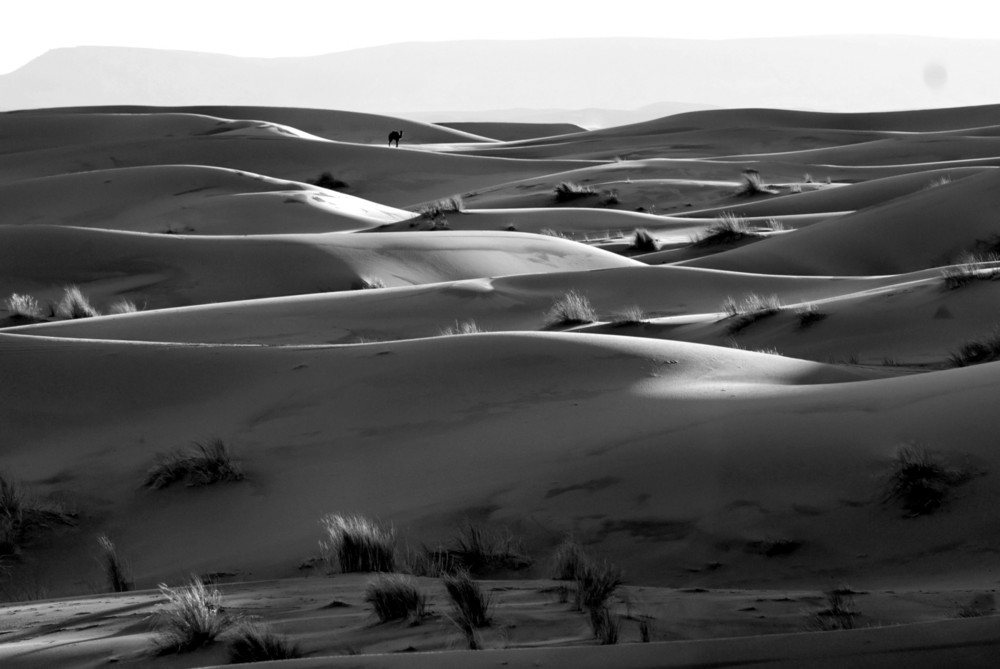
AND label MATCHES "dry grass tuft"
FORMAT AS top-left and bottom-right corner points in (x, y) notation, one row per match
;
(550, 537), (589, 581)
(421, 195), (465, 219)
(610, 306), (646, 327)
(143, 439), (245, 489)
(440, 319), (484, 336)
(554, 182), (597, 202)
(365, 574), (428, 623)
(228, 621), (302, 663)
(733, 170), (777, 197)
(949, 328), (1000, 367)
(107, 298), (139, 314)
(695, 212), (762, 247)
(97, 534), (133, 593)
(320, 514), (396, 573)
(721, 293), (782, 334)
(443, 570), (493, 648)
(882, 446), (968, 516)
(545, 291), (597, 328)
(941, 253), (1000, 289)
(154, 577), (236, 654)
(806, 589), (858, 631)
(630, 229), (659, 252)
(56, 285), (99, 319)
(4, 293), (44, 321)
